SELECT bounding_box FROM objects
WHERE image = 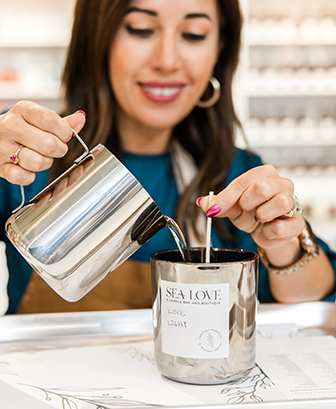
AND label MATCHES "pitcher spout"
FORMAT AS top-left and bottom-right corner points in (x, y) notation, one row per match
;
(131, 202), (167, 245)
